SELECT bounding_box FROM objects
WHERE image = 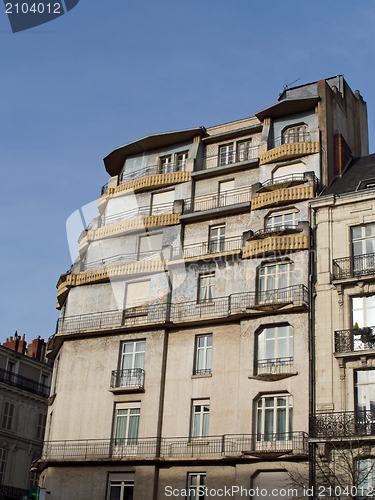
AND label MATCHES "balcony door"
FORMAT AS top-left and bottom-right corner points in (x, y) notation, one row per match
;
(259, 262), (294, 303)
(120, 341), (145, 388)
(352, 295), (375, 350)
(351, 224), (375, 275)
(354, 370), (375, 435)
(219, 180), (235, 207)
(256, 395), (293, 450)
(209, 225), (225, 254)
(114, 404), (140, 454)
